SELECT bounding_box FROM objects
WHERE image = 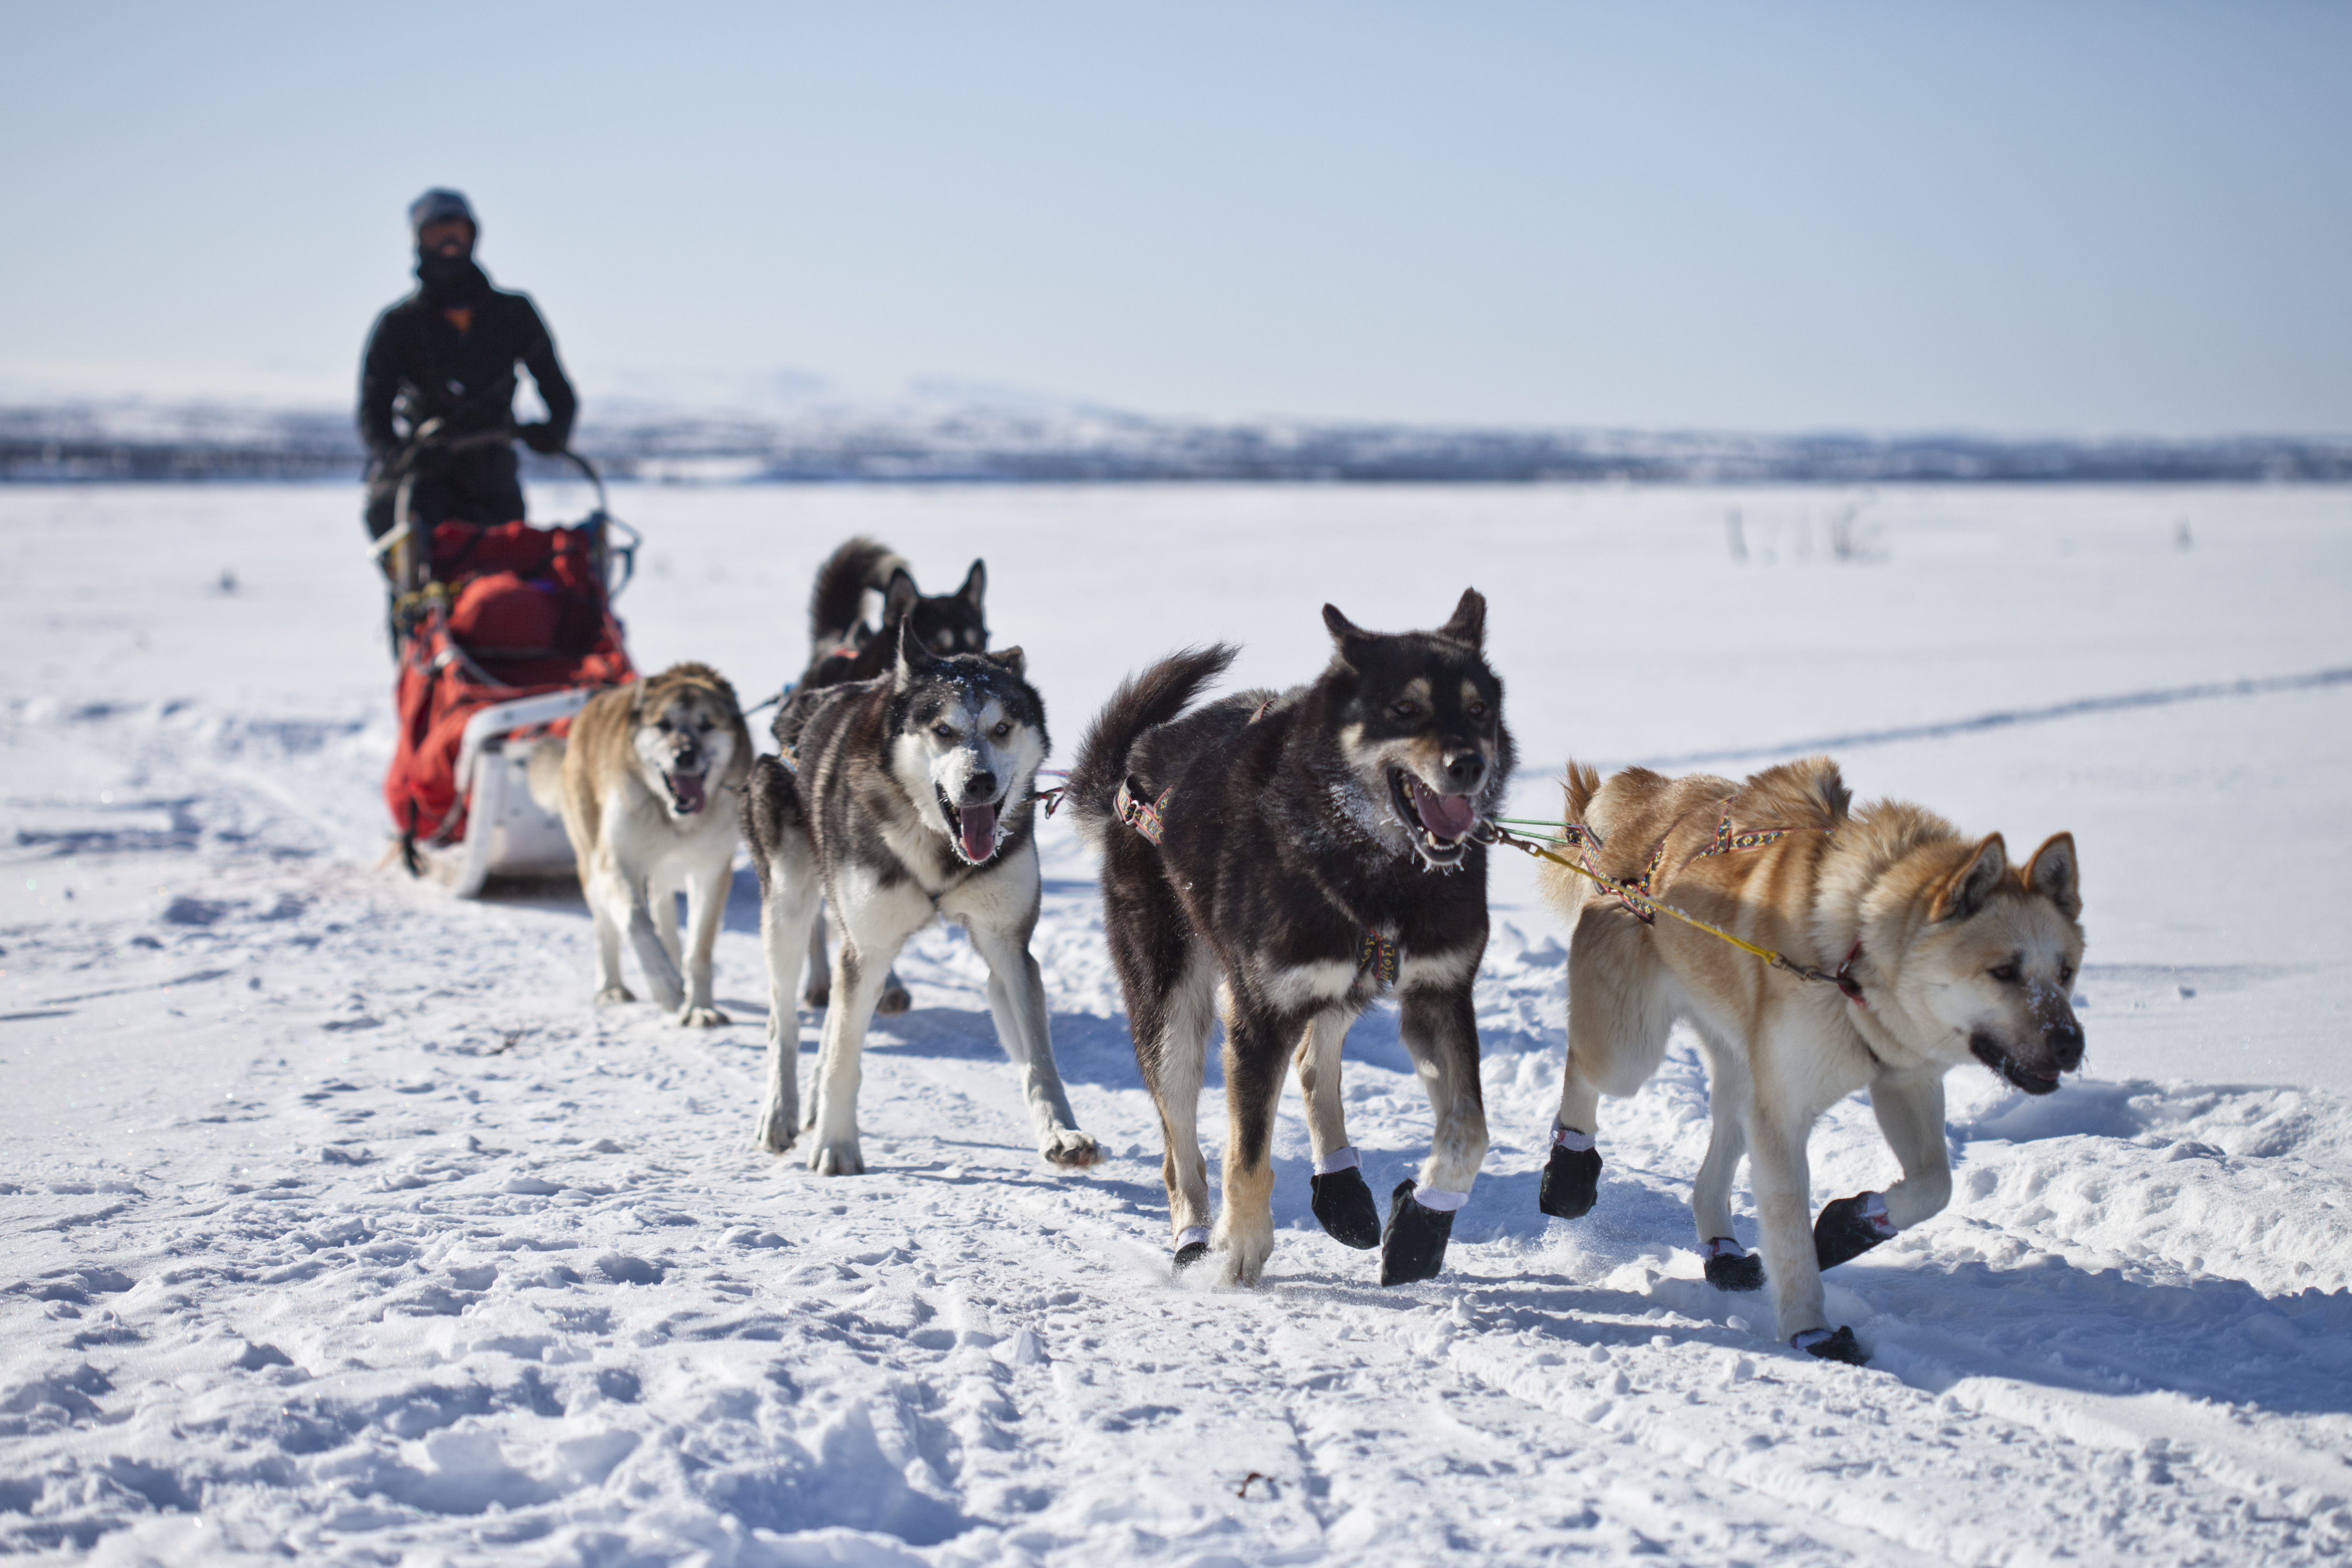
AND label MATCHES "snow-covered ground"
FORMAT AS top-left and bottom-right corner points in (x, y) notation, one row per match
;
(3, 482), (2348, 1566)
